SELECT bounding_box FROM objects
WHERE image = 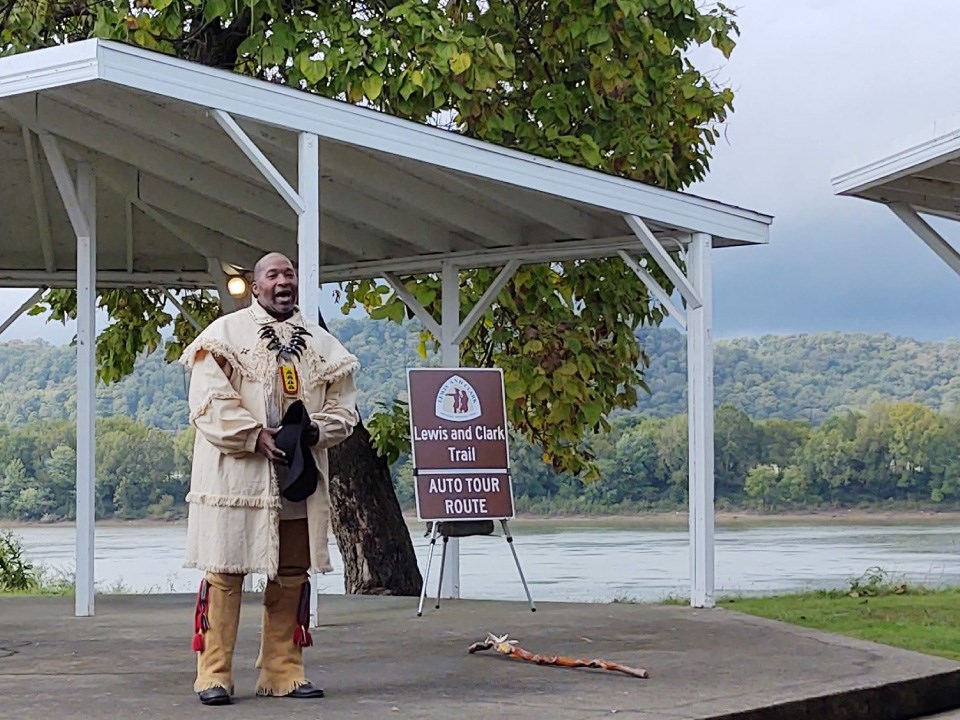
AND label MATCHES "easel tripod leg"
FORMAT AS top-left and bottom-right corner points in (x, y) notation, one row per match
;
(501, 519), (536, 612)
(436, 533), (448, 609)
(417, 523), (440, 617)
